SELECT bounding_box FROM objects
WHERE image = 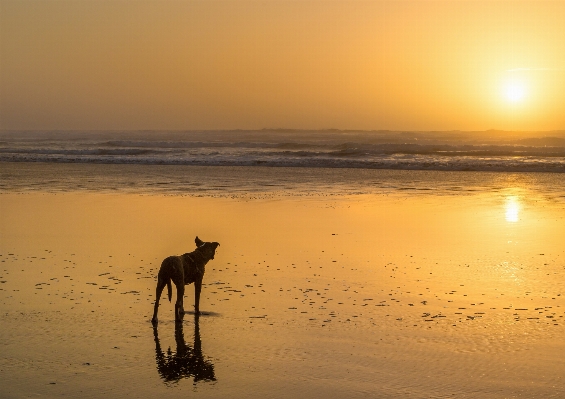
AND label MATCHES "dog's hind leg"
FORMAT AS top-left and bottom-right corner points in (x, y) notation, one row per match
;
(152, 276), (167, 324)
(174, 281), (185, 323)
(166, 279), (172, 302)
(194, 278), (203, 315)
